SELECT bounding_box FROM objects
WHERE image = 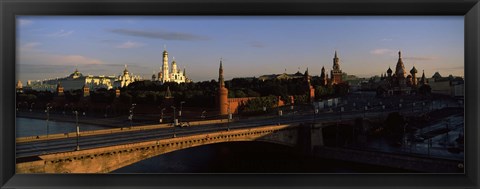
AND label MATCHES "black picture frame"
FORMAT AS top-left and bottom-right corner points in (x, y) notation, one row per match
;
(1, 0), (479, 188)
